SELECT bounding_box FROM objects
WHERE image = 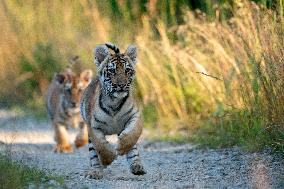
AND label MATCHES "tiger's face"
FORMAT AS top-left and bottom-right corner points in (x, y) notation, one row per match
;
(55, 70), (92, 115)
(95, 44), (137, 98)
(100, 53), (135, 98)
